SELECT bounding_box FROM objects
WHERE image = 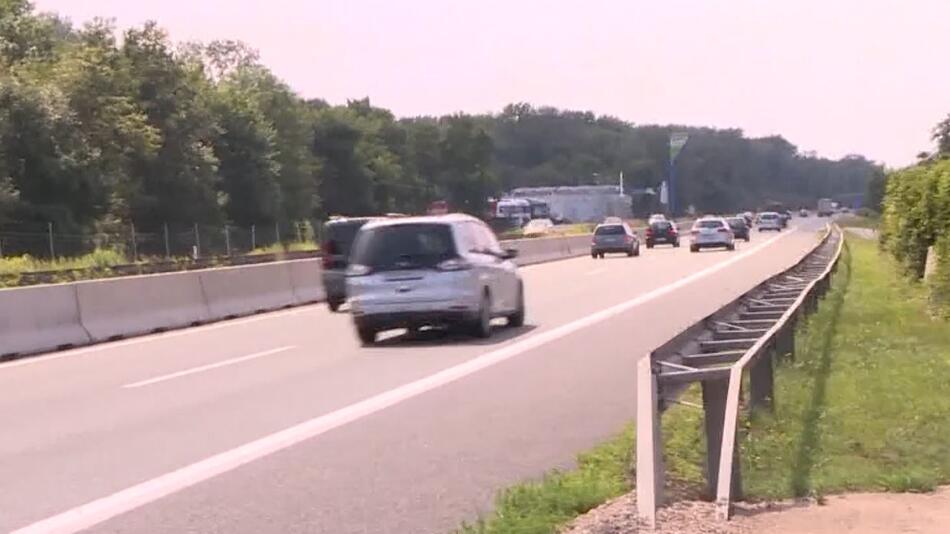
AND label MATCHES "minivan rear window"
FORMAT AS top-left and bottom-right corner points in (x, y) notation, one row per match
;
(350, 223), (457, 271)
(696, 220), (725, 229)
(595, 225), (625, 236)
